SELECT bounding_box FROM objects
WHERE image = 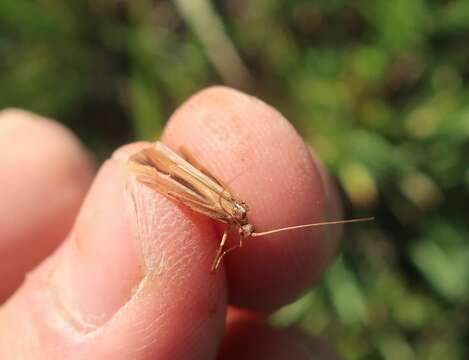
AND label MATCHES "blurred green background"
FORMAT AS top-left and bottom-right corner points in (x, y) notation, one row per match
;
(1, 0), (468, 358)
